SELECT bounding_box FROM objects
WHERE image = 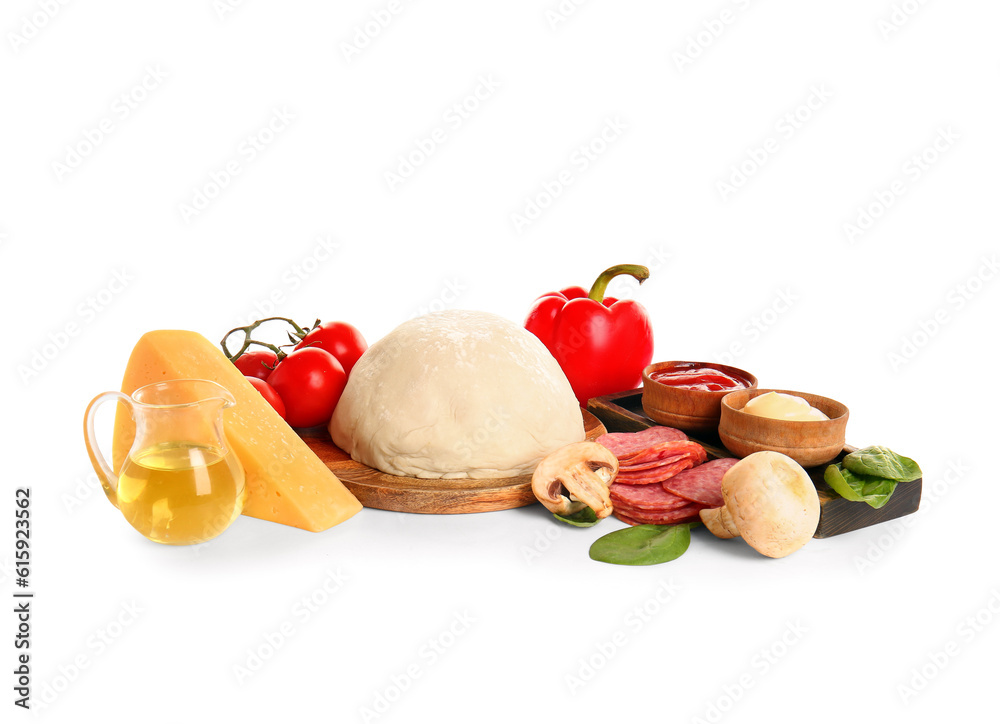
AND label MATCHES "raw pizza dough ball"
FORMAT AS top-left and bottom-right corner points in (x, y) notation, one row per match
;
(329, 310), (585, 479)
